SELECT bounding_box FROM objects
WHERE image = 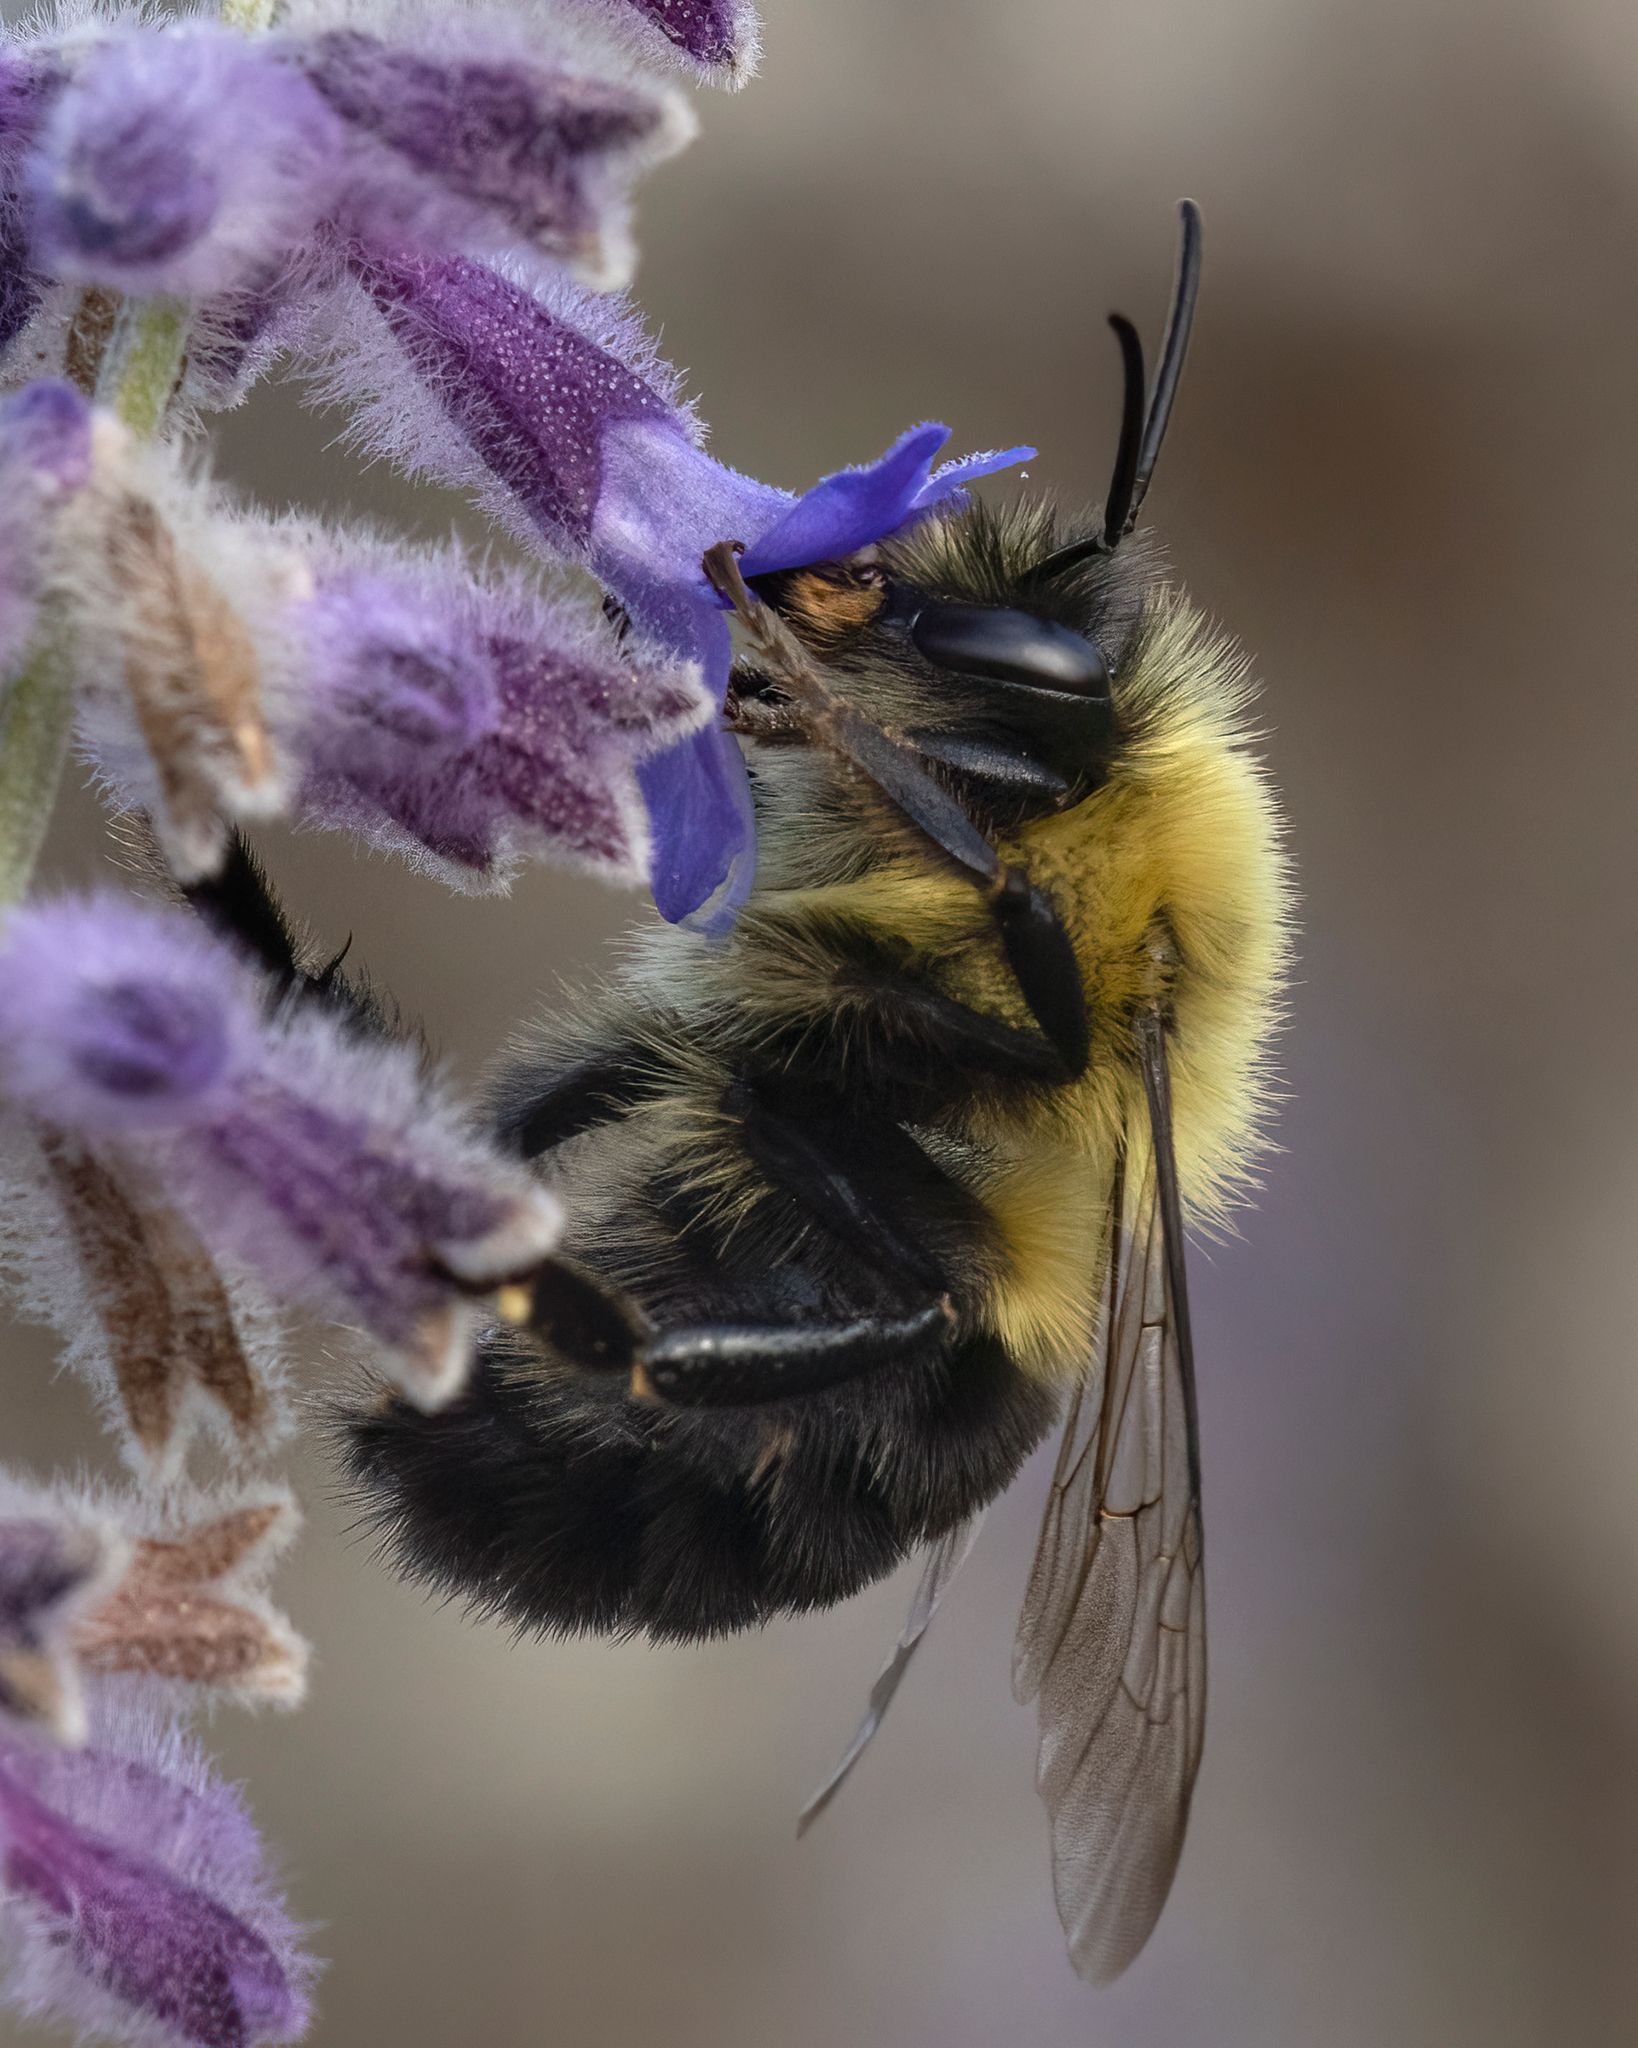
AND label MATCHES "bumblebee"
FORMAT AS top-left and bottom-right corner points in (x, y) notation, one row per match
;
(339, 203), (1289, 1983)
